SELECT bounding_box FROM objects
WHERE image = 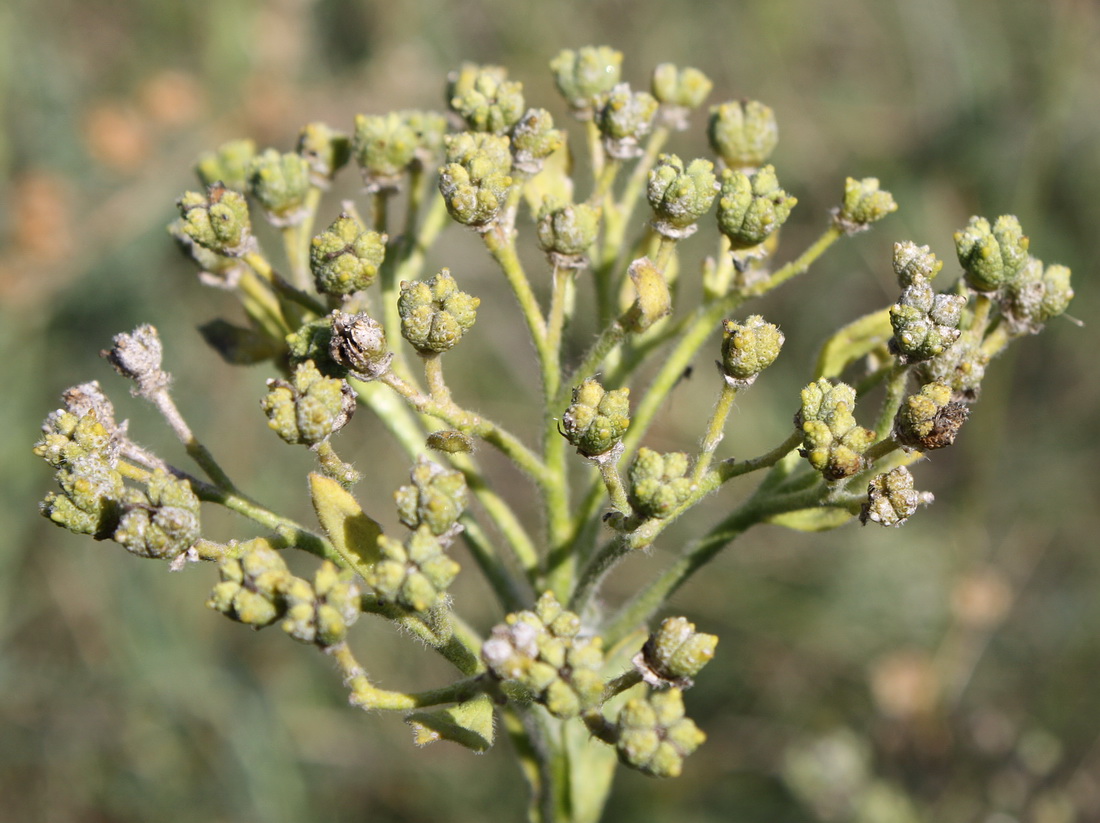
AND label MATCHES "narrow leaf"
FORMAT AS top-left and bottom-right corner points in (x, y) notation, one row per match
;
(308, 472), (383, 576)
